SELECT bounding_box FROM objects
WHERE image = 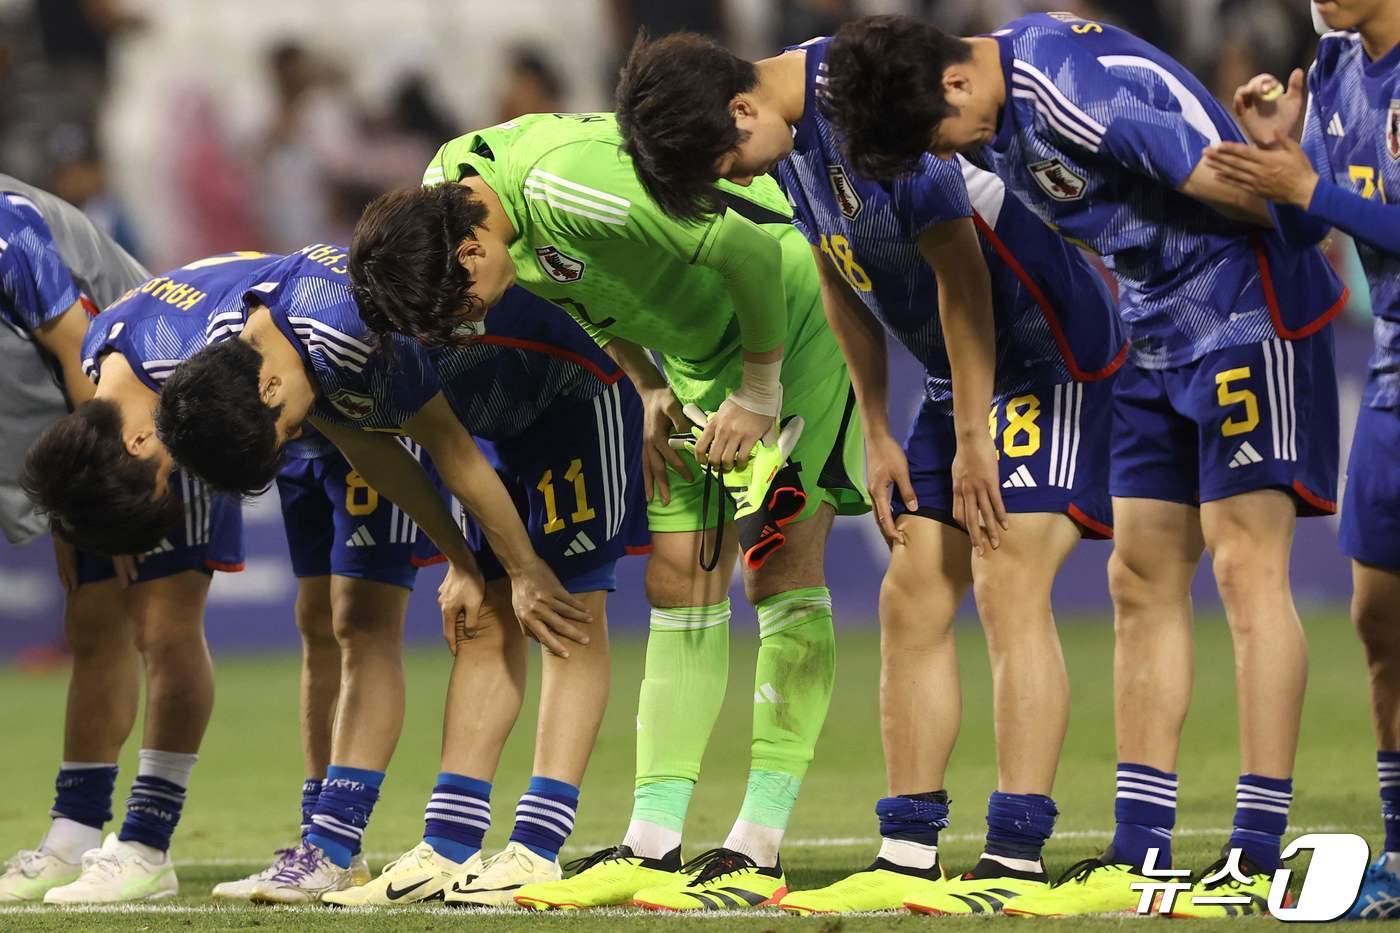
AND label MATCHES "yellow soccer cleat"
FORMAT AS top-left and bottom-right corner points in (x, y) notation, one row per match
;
(780, 862), (944, 915)
(513, 844), (681, 910)
(321, 842), (480, 907)
(904, 860), (1048, 916)
(1163, 851), (1276, 918)
(1002, 855), (1155, 917)
(632, 847), (786, 912)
